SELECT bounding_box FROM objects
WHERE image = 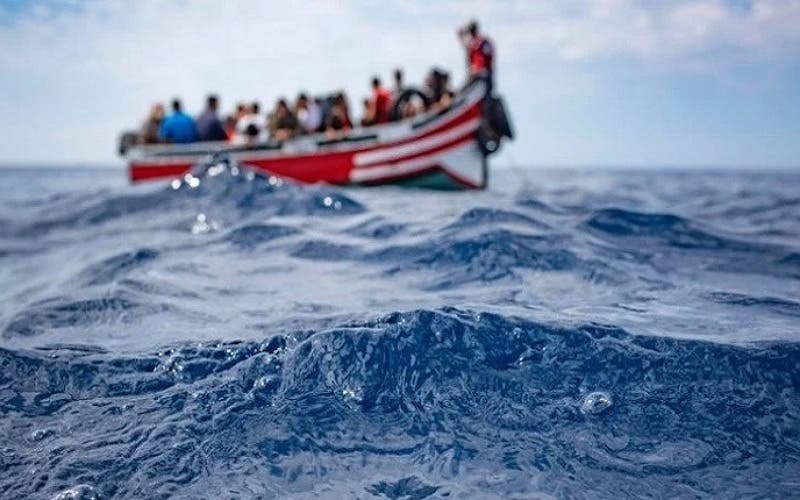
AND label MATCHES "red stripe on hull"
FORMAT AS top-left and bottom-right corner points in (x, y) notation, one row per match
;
(130, 163), (193, 182)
